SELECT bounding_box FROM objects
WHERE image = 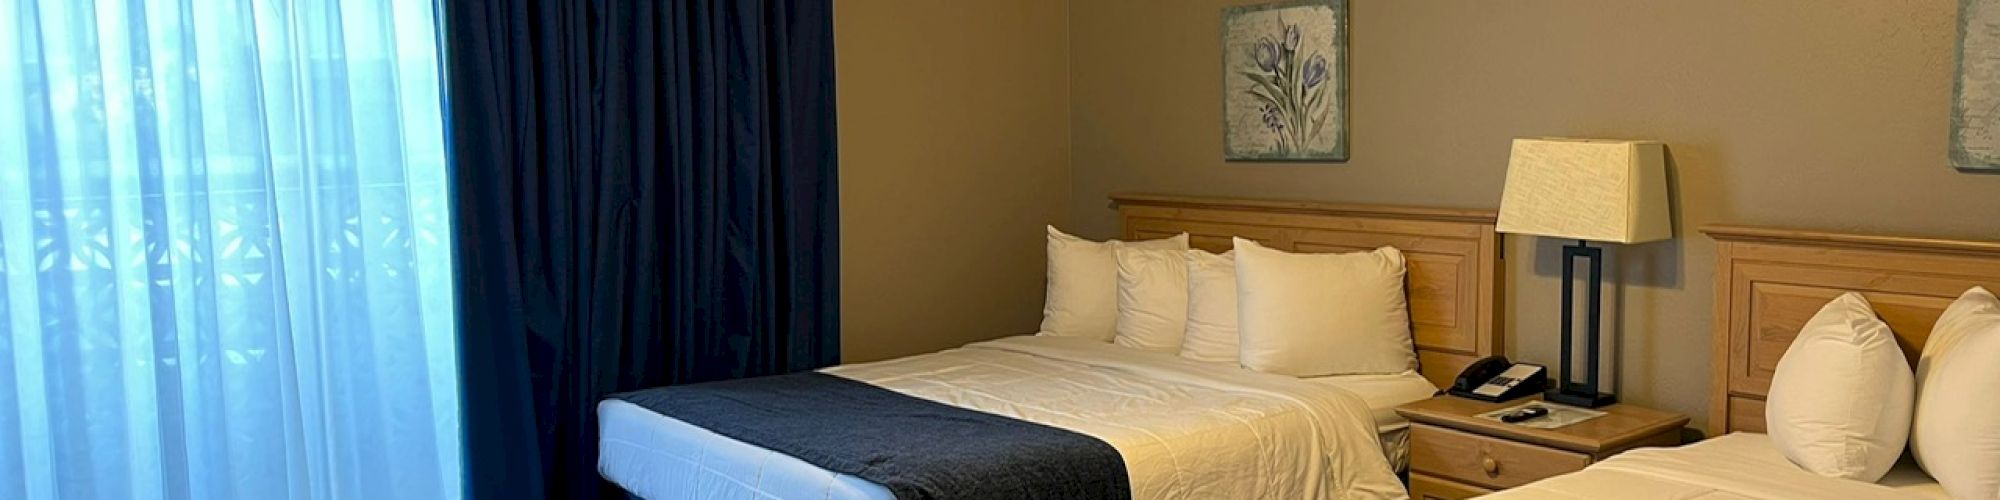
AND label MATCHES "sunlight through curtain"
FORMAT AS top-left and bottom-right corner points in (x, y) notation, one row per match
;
(0, 1), (460, 499)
